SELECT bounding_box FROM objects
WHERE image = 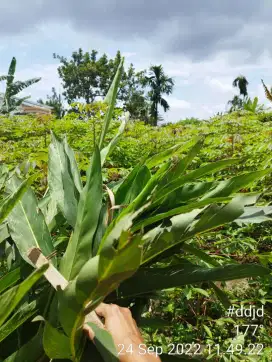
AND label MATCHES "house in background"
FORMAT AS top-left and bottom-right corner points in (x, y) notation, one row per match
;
(0, 93), (53, 115)
(18, 99), (53, 115)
